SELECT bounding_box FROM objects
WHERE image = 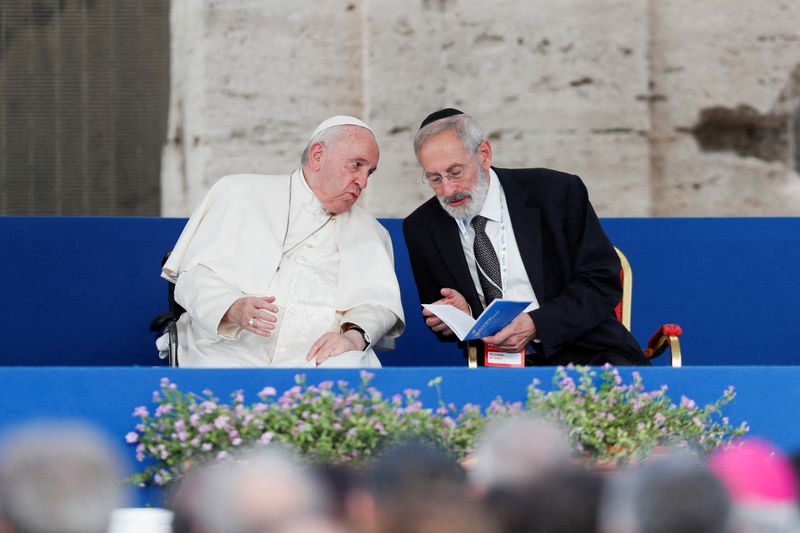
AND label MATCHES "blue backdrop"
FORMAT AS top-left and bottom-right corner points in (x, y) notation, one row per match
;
(0, 216), (798, 366)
